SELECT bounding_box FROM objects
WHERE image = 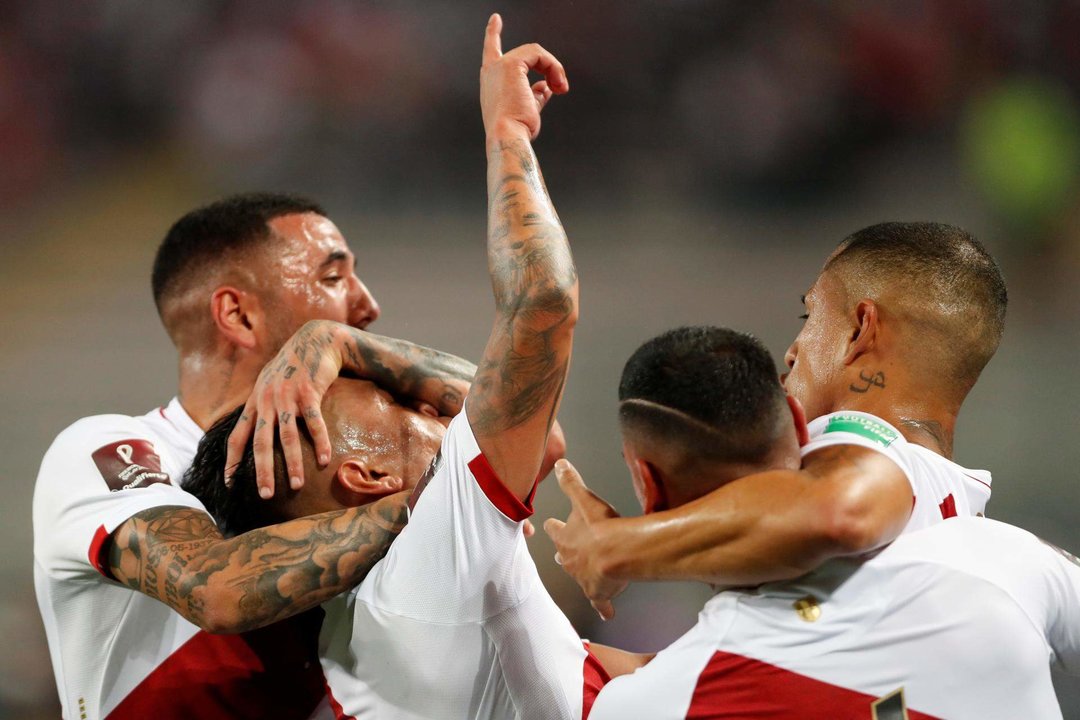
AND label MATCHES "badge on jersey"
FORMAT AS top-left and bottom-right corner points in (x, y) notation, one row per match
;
(92, 439), (171, 492)
(824, 414), (898, 448)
